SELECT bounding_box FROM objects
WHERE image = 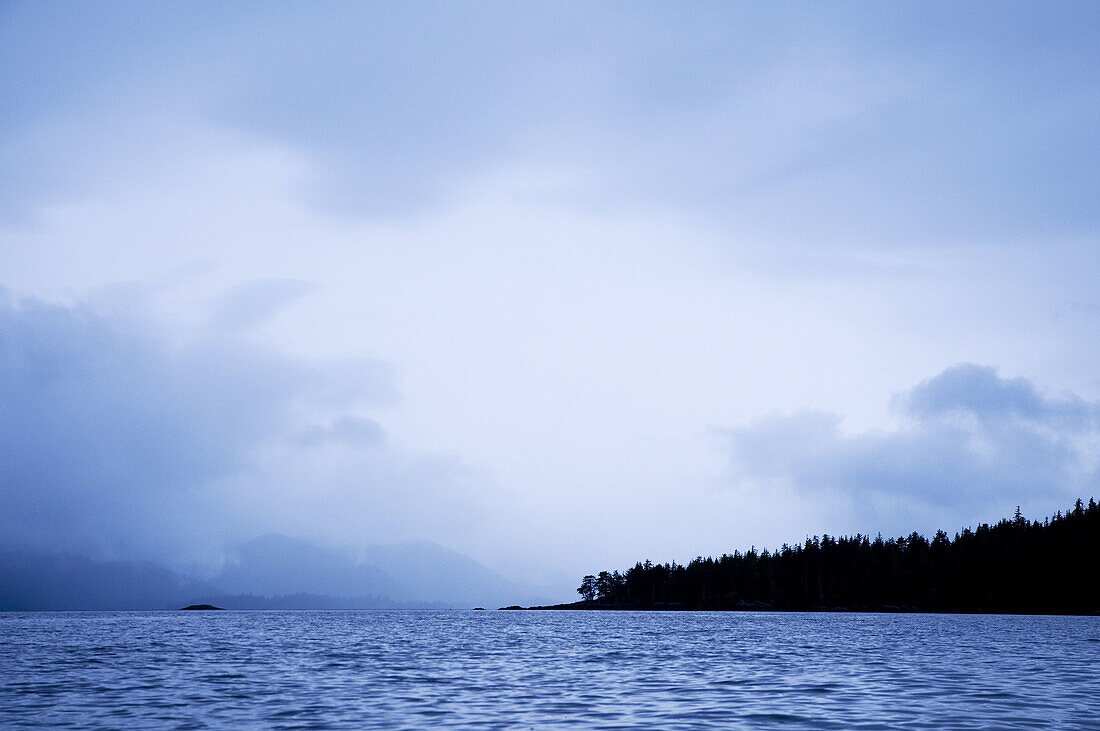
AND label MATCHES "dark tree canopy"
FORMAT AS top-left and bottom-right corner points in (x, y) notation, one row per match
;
(574, 499), (1100, 614)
